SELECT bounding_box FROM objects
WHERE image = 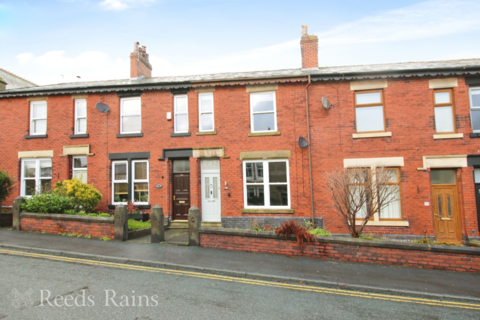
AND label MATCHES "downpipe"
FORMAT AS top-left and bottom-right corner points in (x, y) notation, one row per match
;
(306, 75), (315, 227)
